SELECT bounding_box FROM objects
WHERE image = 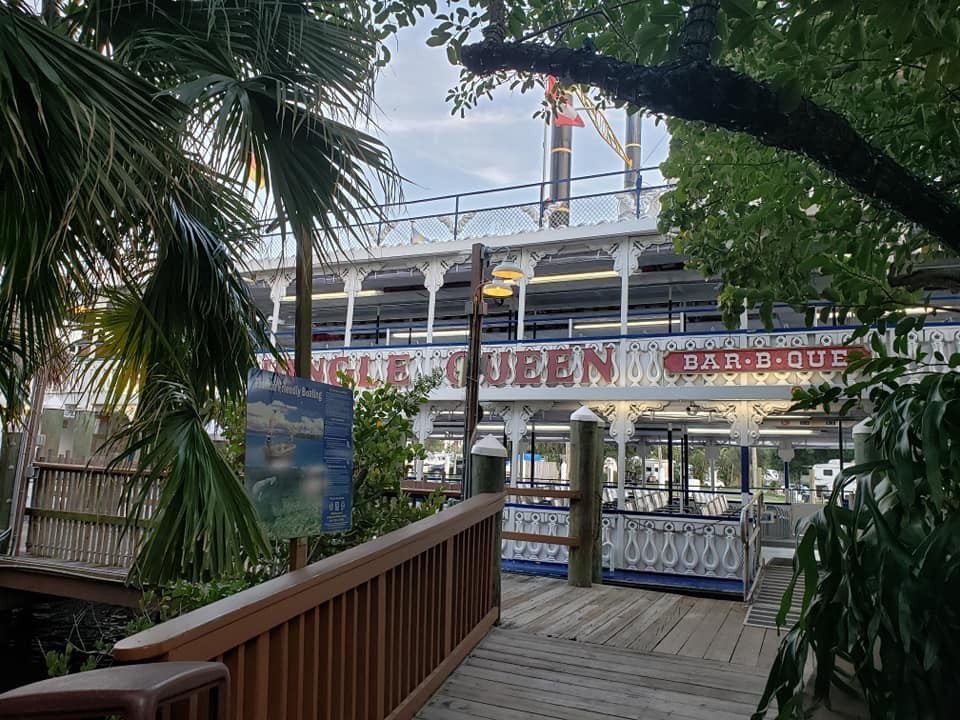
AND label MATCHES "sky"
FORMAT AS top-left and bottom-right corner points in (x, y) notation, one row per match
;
(369, 25), (672, 202)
